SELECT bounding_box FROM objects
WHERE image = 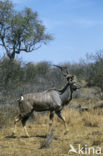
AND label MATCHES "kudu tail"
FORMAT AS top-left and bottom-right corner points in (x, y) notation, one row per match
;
(17, 94), (24, 102)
